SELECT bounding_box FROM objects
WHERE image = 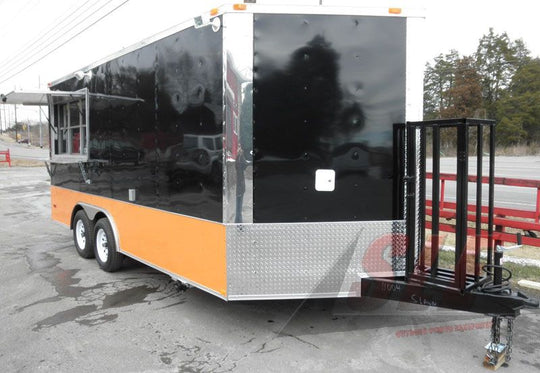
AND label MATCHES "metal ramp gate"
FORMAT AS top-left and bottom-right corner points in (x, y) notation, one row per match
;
(361, 118), (538, 369)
